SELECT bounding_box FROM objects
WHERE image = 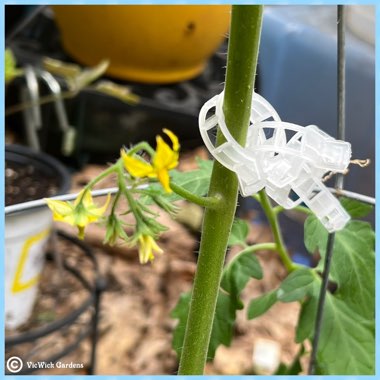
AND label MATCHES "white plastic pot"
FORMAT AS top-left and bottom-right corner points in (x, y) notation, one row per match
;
(5, 145), (70, 329)
(5, 209), (54, 329)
